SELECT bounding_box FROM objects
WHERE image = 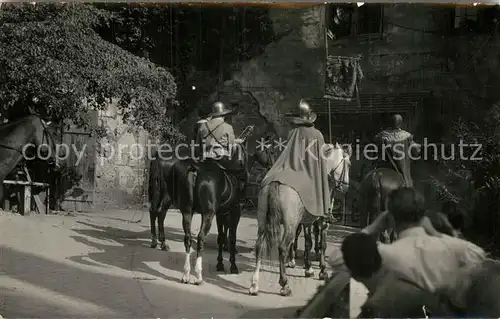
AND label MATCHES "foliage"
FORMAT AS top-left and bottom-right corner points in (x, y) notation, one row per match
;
(436, 100), (500, 246)
(424, 19), (500, 250)
(0, 3), (181, 141)
(94, 3), (276, 121)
